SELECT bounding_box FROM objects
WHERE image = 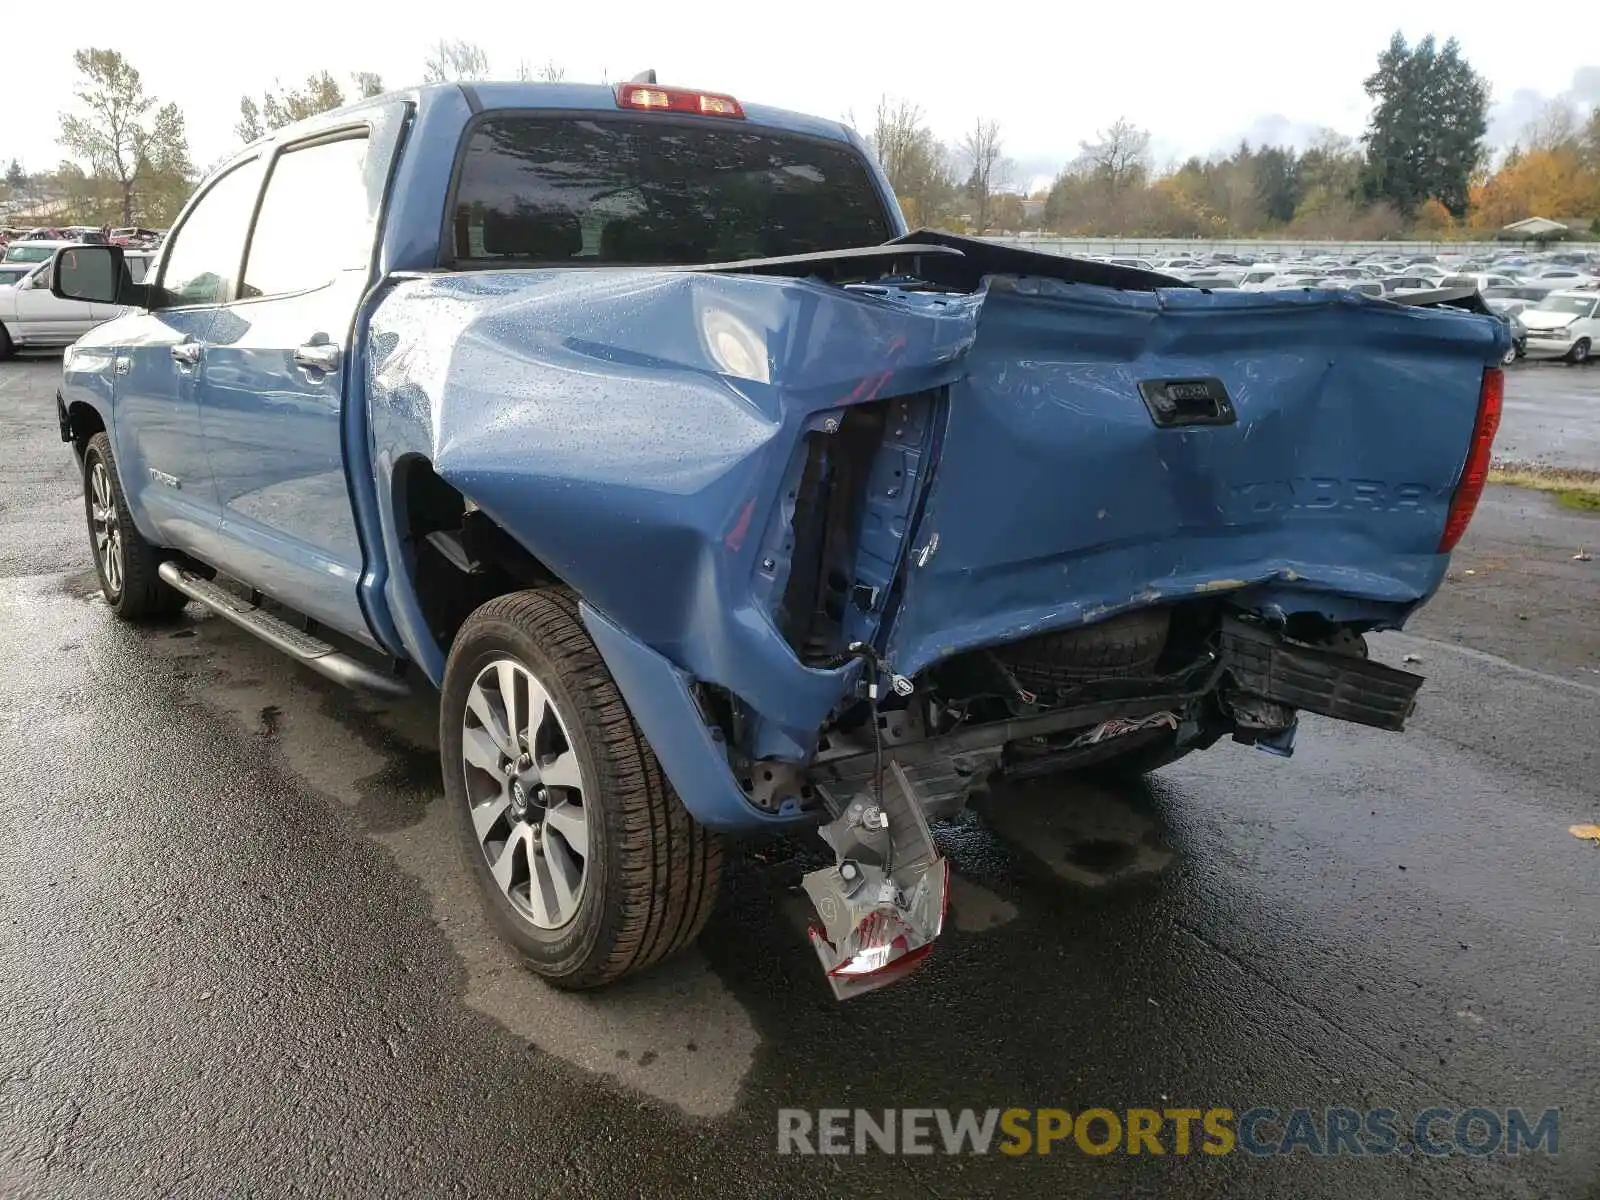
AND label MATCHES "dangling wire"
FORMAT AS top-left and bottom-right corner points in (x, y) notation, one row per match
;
(819, 640), (892, 814)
